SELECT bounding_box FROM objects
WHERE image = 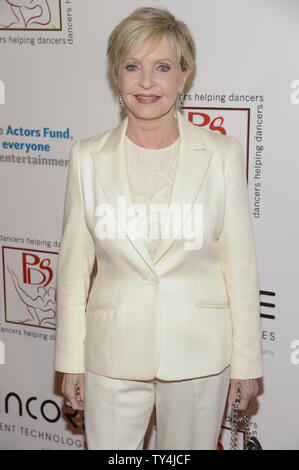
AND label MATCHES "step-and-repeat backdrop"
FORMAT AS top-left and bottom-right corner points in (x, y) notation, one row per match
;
(0, 0), (298, 450)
